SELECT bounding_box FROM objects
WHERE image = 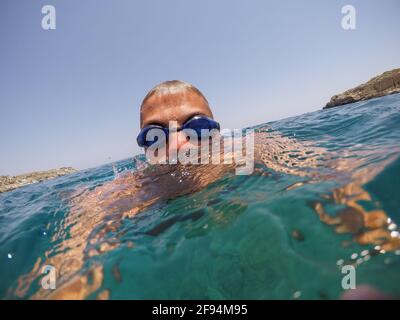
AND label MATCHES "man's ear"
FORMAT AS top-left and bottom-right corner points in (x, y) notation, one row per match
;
(139, 106), (144, 128)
